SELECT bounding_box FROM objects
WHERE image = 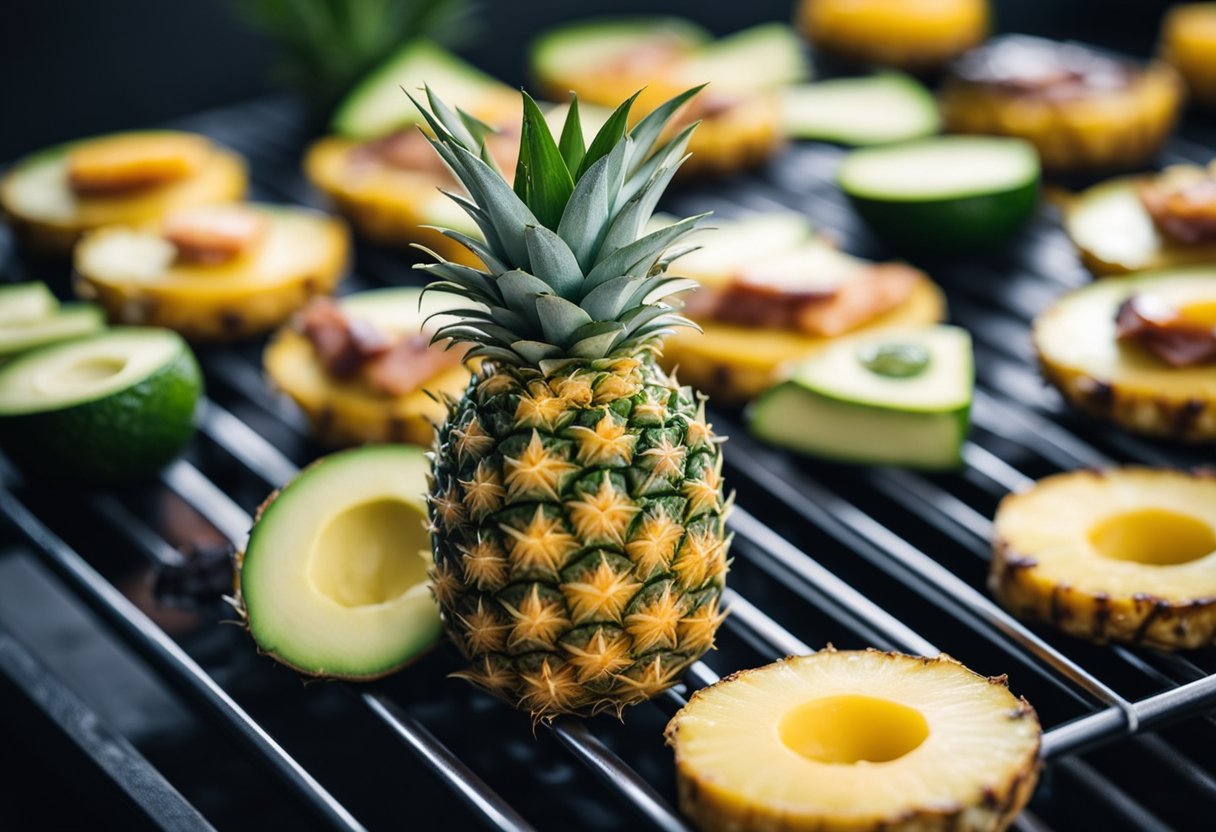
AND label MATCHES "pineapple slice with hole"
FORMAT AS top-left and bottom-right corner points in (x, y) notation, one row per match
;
(1034, 268), (1216, 442)
(74, 203), (349, 341)
(666, 649), (1041, 832)
(264, 286), (472, 447)
(0, 131), (246, 257)
(991, 467), (1216, 650)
